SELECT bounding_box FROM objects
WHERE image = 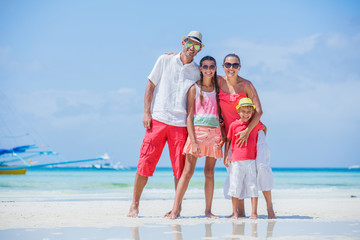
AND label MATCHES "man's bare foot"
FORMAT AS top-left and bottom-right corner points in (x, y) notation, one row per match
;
(267, 207), (276, 219)
(127, 204), (139, 218)
(205, 212), (219, 219)
(237, 210), (246, 218)
(249, 213), (257, 220)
